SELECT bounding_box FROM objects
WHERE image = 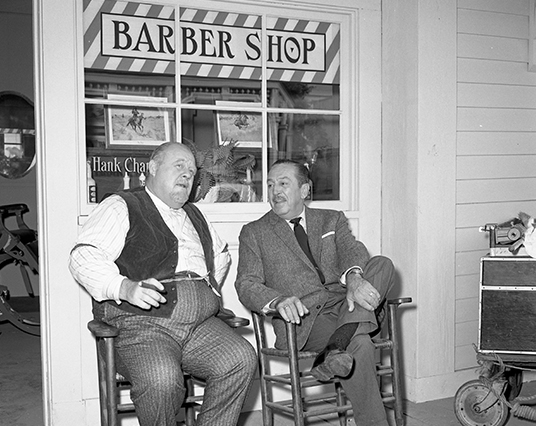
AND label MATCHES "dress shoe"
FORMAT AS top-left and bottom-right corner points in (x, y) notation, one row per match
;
(310, 347), (354, 381)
